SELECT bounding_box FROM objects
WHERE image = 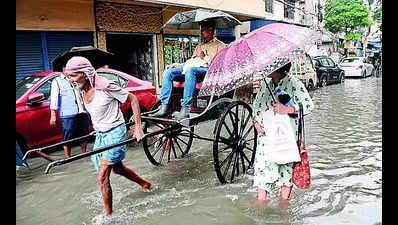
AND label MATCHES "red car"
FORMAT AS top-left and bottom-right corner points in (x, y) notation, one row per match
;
(16, 68), (157, 153)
